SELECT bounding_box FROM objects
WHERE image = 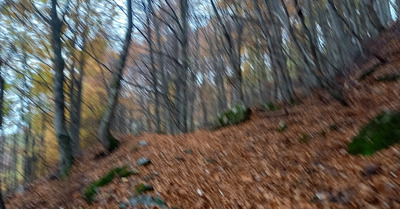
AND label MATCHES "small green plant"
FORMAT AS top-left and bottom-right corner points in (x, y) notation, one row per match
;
(348, 111), (400, 156)
(83, 166), (135, 204)
(299, 134), (309, 143)
(277, 122), (288, 132)
(218, 104), (250, 127)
